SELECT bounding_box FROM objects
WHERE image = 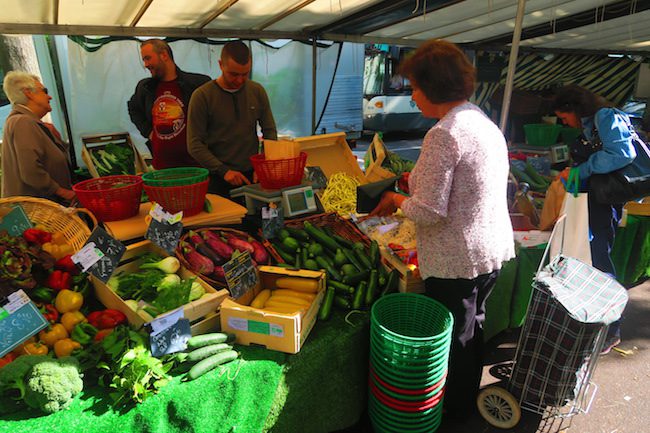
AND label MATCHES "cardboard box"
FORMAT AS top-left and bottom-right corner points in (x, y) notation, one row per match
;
(91, 240), (229, 335)
(380, 248), (424, 294)
(295, 132), (367, 184)
(220, 266), (326, 354)
(364, 133), (397, 183)
(81, 132), (150, 178)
